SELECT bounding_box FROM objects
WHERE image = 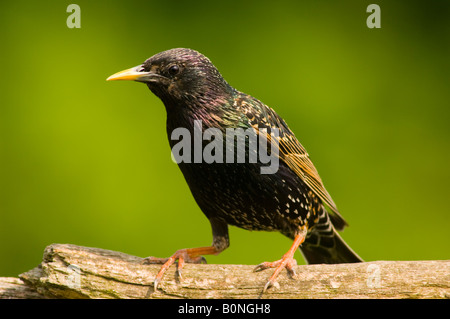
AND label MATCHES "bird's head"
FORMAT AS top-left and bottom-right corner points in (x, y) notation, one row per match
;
(107, 48), (233, 107)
